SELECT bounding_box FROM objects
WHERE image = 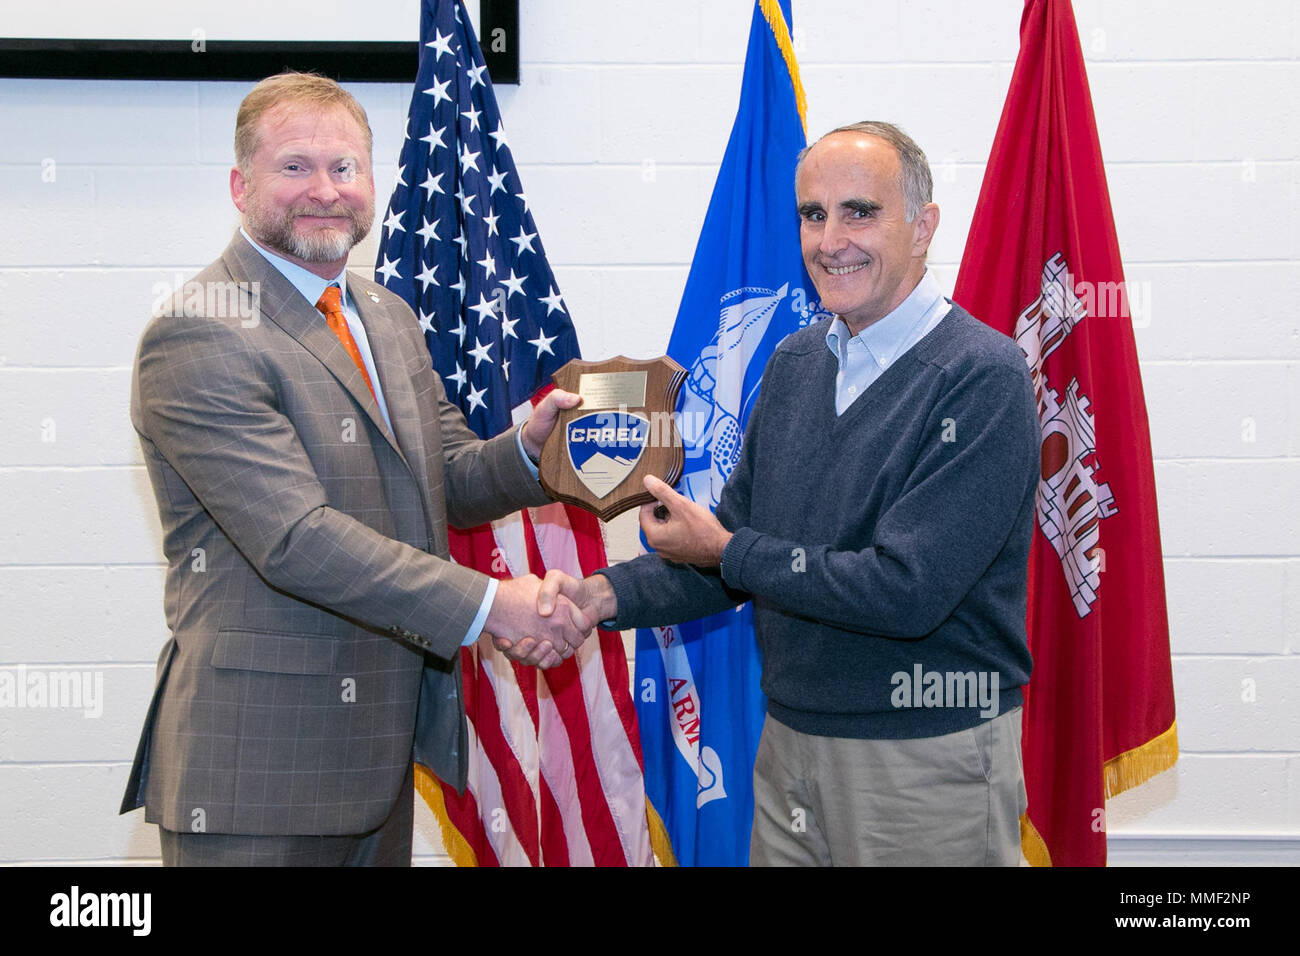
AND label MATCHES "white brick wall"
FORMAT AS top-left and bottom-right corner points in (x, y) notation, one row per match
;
(0, 0), (1295, 865)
